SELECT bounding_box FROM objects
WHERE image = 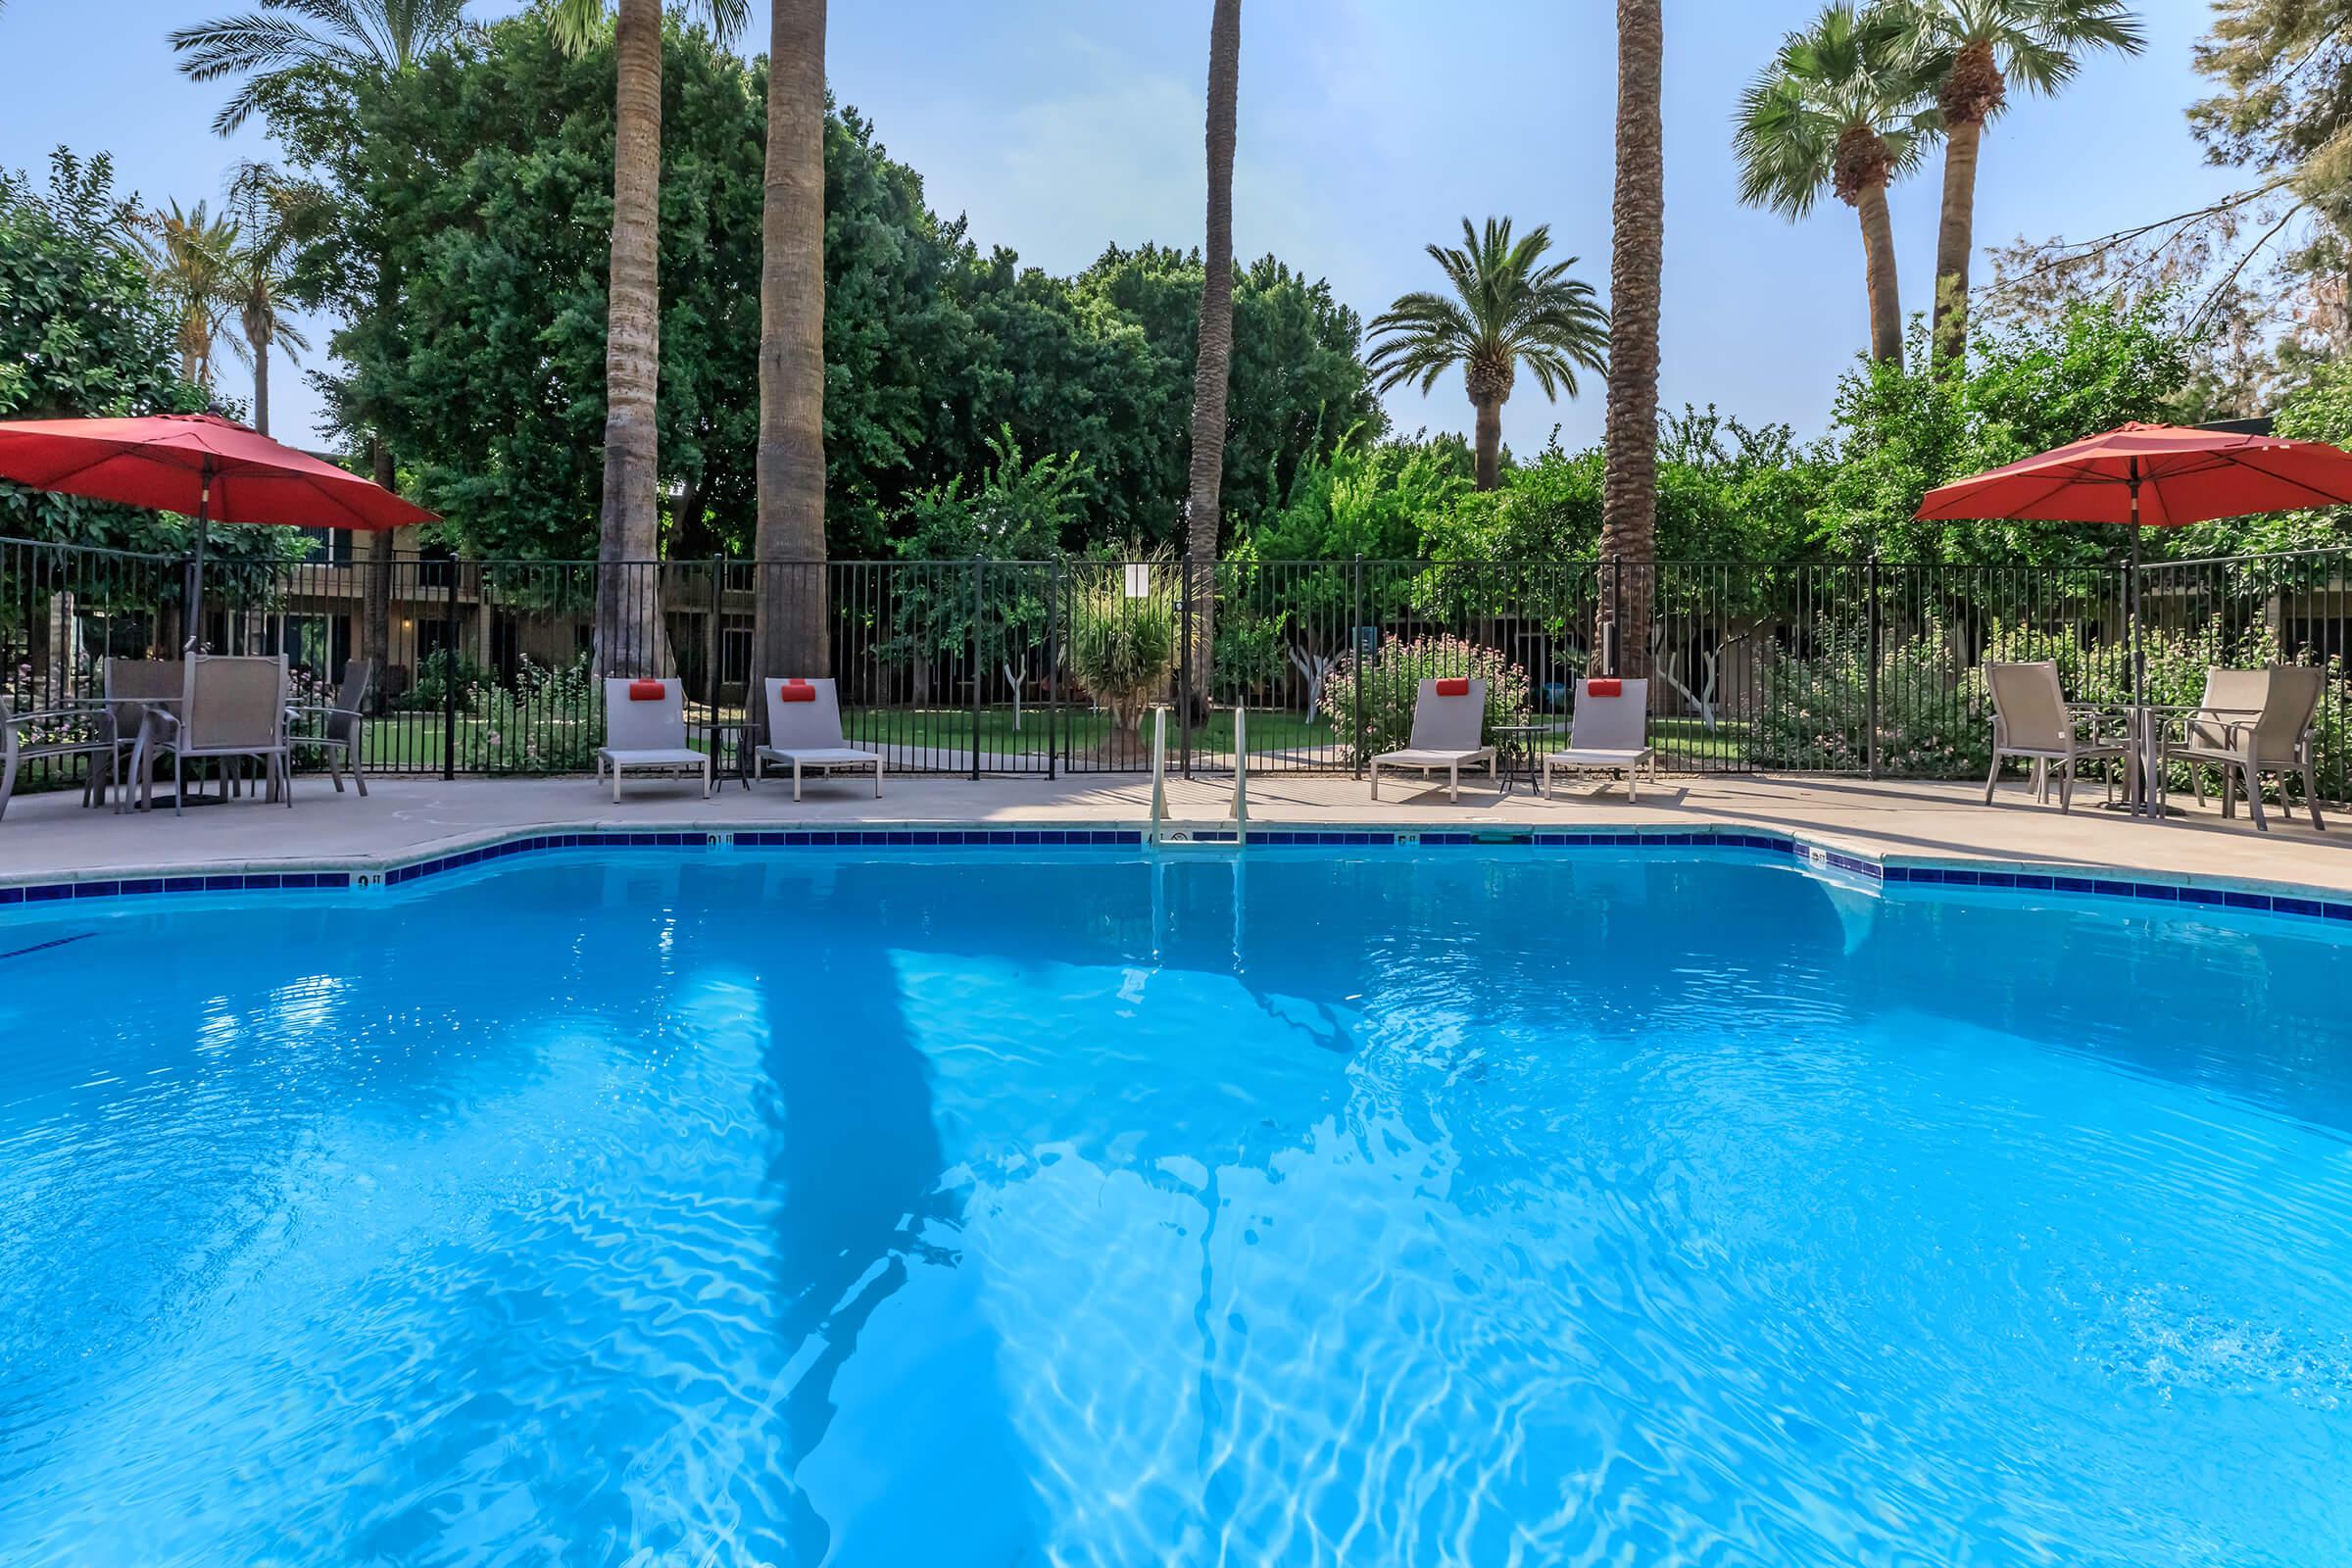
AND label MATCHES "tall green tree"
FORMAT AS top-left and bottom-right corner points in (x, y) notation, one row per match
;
(1603, 0), (1666, 677)
(1736, 4), (1935, 365)
(2191, 0), (2352, 361)
(1365, 218), (1607, 491)
(550, 0), (747, 676)
(220, 165), (318, 436)
(172, 0), (470, 685)
(0, 149), (305, 598)
(1902, 0), (2144, 362)
(754, 0), (828, 689)
(132, 199), (240, 392)
(1184, 0), (1243, 708)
